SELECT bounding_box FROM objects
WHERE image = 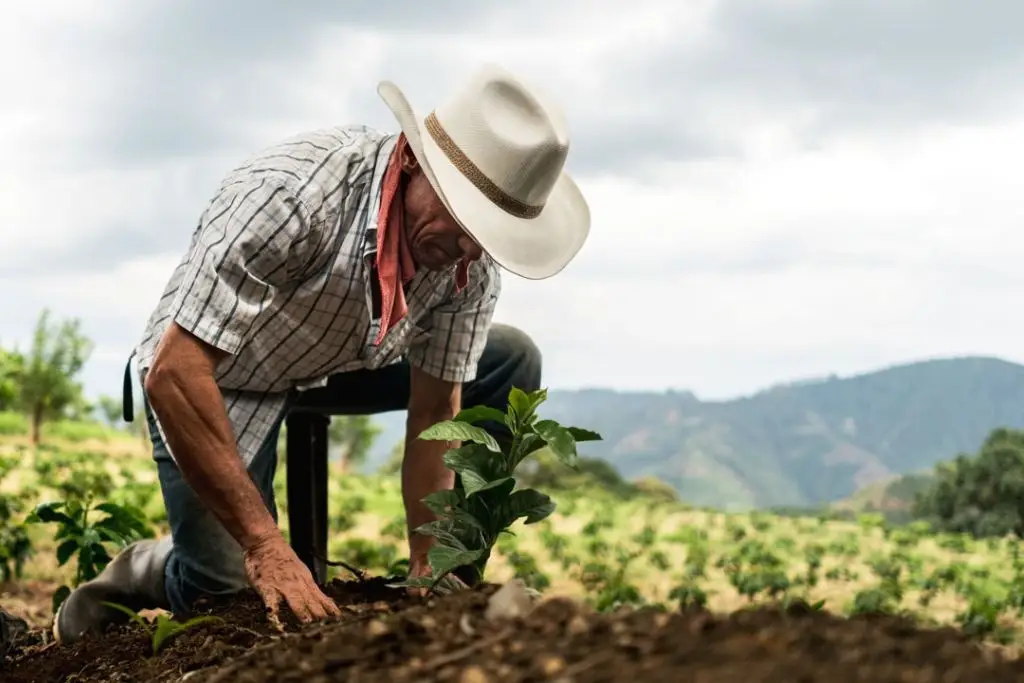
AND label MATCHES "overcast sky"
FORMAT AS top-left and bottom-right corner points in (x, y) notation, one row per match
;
(2, 0), (1024, 402)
